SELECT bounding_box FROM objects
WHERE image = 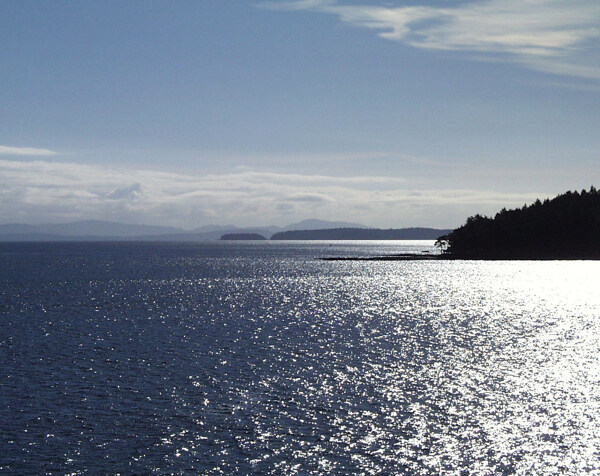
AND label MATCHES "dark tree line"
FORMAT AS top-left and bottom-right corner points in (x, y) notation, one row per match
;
(437, 186), (600, 259)
(271, 227), (452, 240)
